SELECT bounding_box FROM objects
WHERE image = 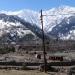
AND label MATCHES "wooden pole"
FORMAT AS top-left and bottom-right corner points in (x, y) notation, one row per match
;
(40, 9), (47, 72)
